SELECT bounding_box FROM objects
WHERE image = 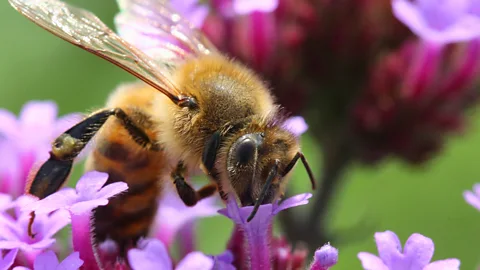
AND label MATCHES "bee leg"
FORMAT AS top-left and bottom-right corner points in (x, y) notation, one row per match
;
(27, 108), (157, 236)
(172, 162), (217, 206)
